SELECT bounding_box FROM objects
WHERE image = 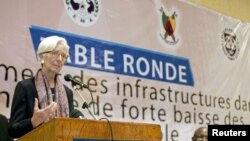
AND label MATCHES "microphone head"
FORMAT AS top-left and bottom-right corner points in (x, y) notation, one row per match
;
(64, 74), (72, 81)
